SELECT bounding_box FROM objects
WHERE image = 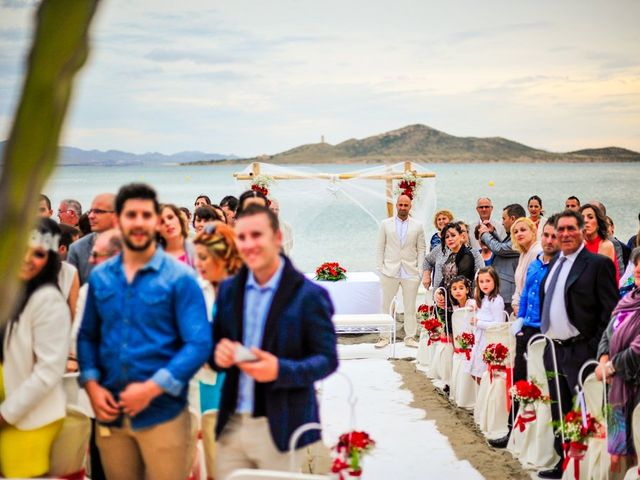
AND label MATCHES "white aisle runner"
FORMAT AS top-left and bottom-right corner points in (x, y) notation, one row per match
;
(319, 344), (482, 479)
